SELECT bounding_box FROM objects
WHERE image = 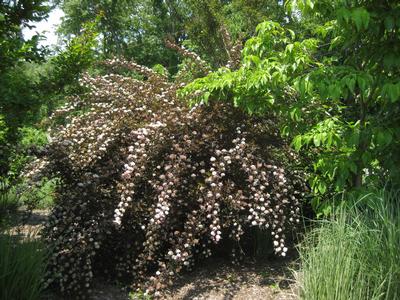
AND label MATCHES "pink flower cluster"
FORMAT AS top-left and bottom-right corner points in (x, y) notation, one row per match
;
(33, 58), (306, 298)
